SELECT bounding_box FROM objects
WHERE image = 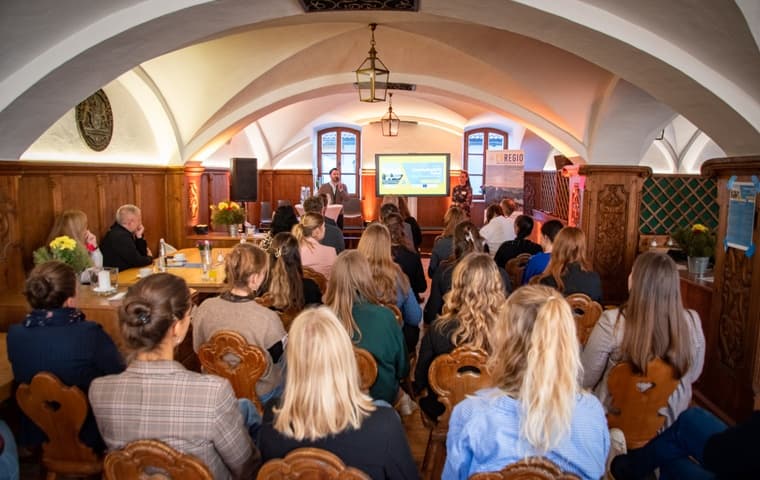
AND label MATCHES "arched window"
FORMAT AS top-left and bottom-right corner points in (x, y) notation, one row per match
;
(464, 128), (508, 197)
(317, 127), (360, 195)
